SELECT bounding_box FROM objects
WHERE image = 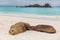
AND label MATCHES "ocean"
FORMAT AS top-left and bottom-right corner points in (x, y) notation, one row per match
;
(0, 7), (60, 15)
